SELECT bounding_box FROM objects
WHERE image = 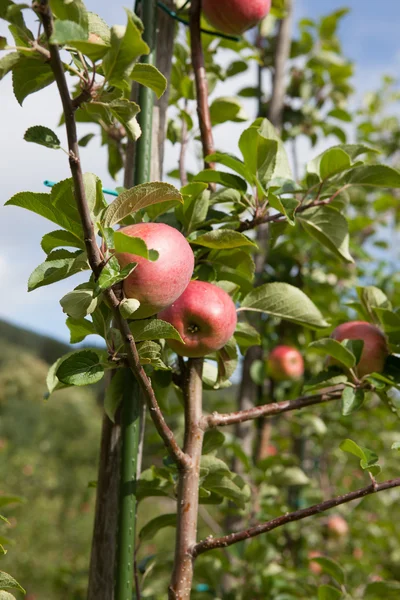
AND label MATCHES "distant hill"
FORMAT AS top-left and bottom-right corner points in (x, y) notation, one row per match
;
(0, 319), (71, 364)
